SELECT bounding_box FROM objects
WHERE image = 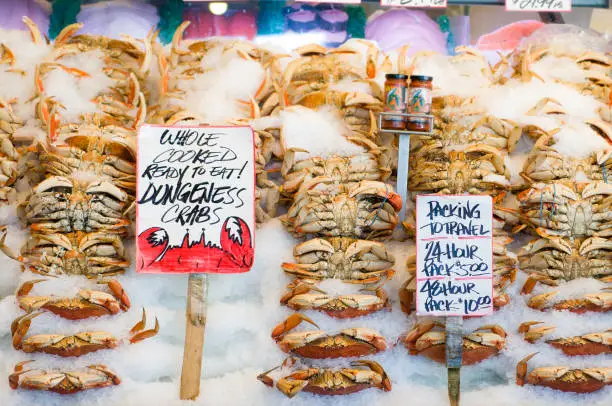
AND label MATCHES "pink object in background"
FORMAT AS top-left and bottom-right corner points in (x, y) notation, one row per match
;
(76, 0), (159, 39)
(228, 10), (257, 39)
(184, 9), (229, 39)
(476, 20), (546, 51)
(0, 0), (49, 33)
(365, 9), (447, 55)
